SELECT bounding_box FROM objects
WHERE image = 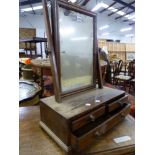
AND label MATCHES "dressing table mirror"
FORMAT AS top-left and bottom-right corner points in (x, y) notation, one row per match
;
(40, 0), (131, 154)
